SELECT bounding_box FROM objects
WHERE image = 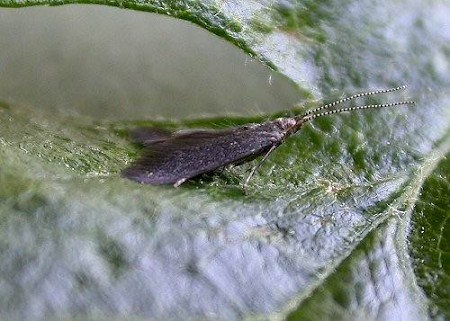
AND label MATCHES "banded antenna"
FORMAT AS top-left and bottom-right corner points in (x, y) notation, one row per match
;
(296, 85), (411, 122)
(303, 100), (415, 122)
